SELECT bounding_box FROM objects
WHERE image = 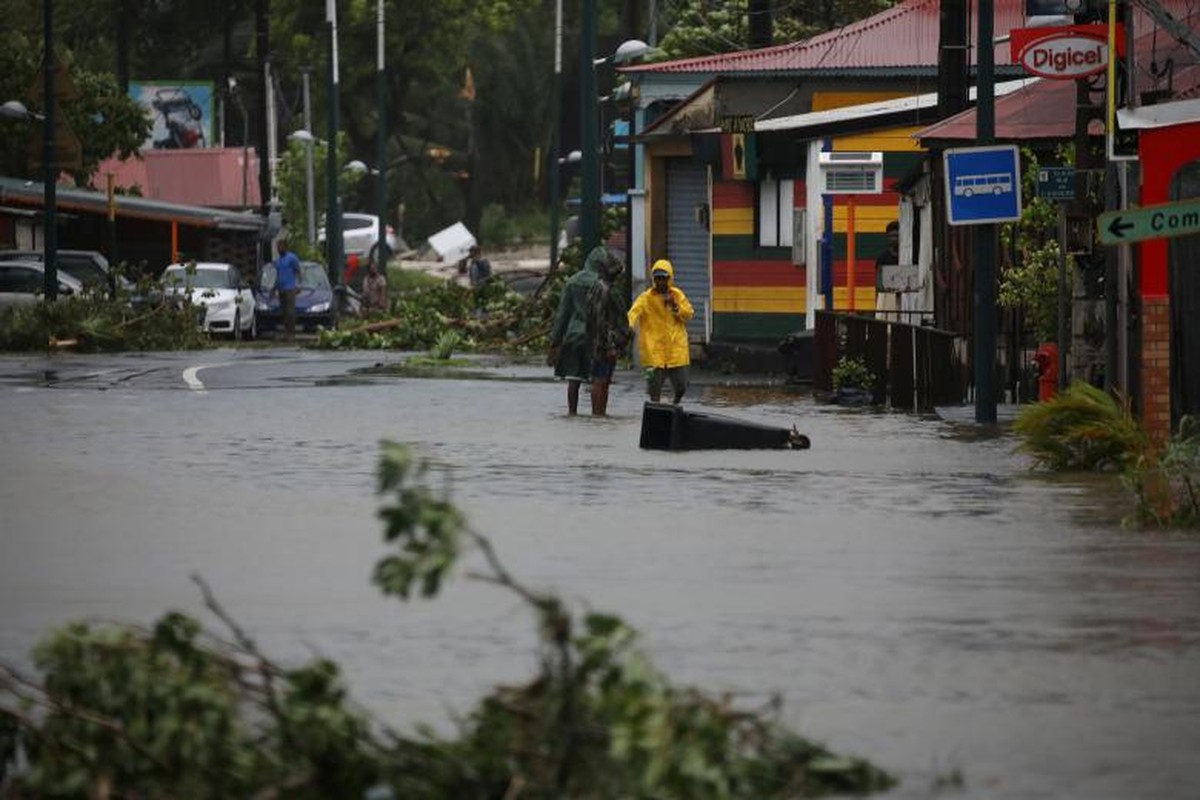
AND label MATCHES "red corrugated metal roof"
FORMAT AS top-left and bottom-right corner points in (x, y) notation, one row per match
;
(623, 0), (1030, 74)
(92, 148), (262, 208)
